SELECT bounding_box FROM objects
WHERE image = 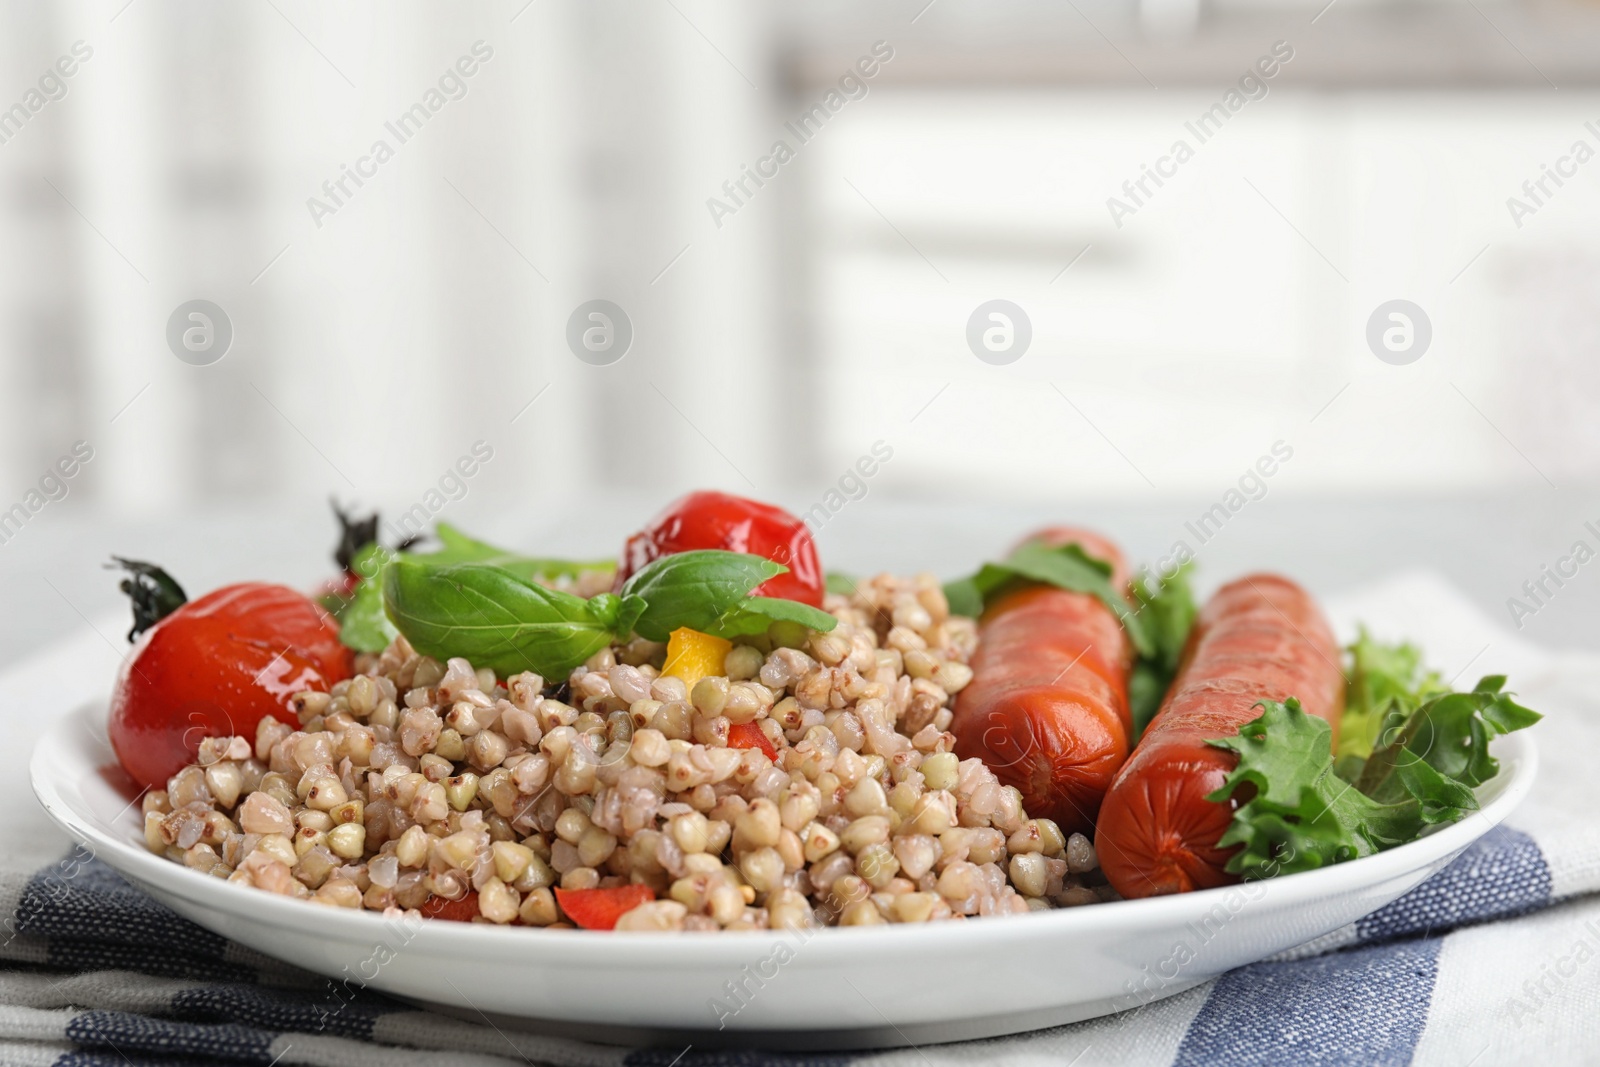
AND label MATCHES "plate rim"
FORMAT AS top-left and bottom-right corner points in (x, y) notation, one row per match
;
(30, 699), (1539, 964)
